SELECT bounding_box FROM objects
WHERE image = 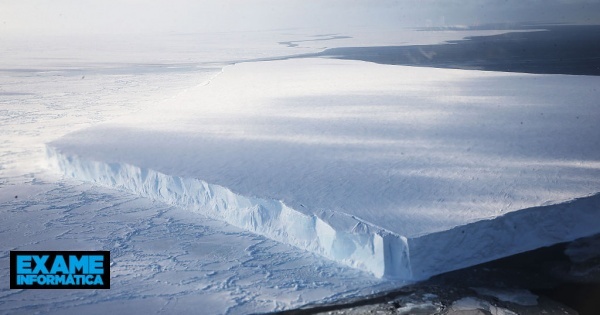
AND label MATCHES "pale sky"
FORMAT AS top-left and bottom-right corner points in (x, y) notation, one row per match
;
(1, 0), (599, 36)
